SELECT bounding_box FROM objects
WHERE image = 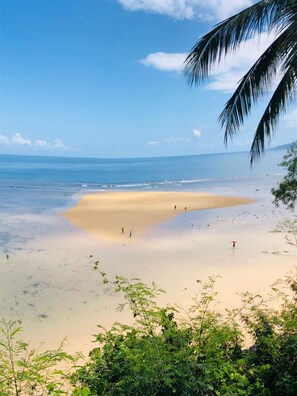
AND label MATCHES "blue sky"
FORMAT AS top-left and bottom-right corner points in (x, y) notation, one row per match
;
(0, 0), (296, 158)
